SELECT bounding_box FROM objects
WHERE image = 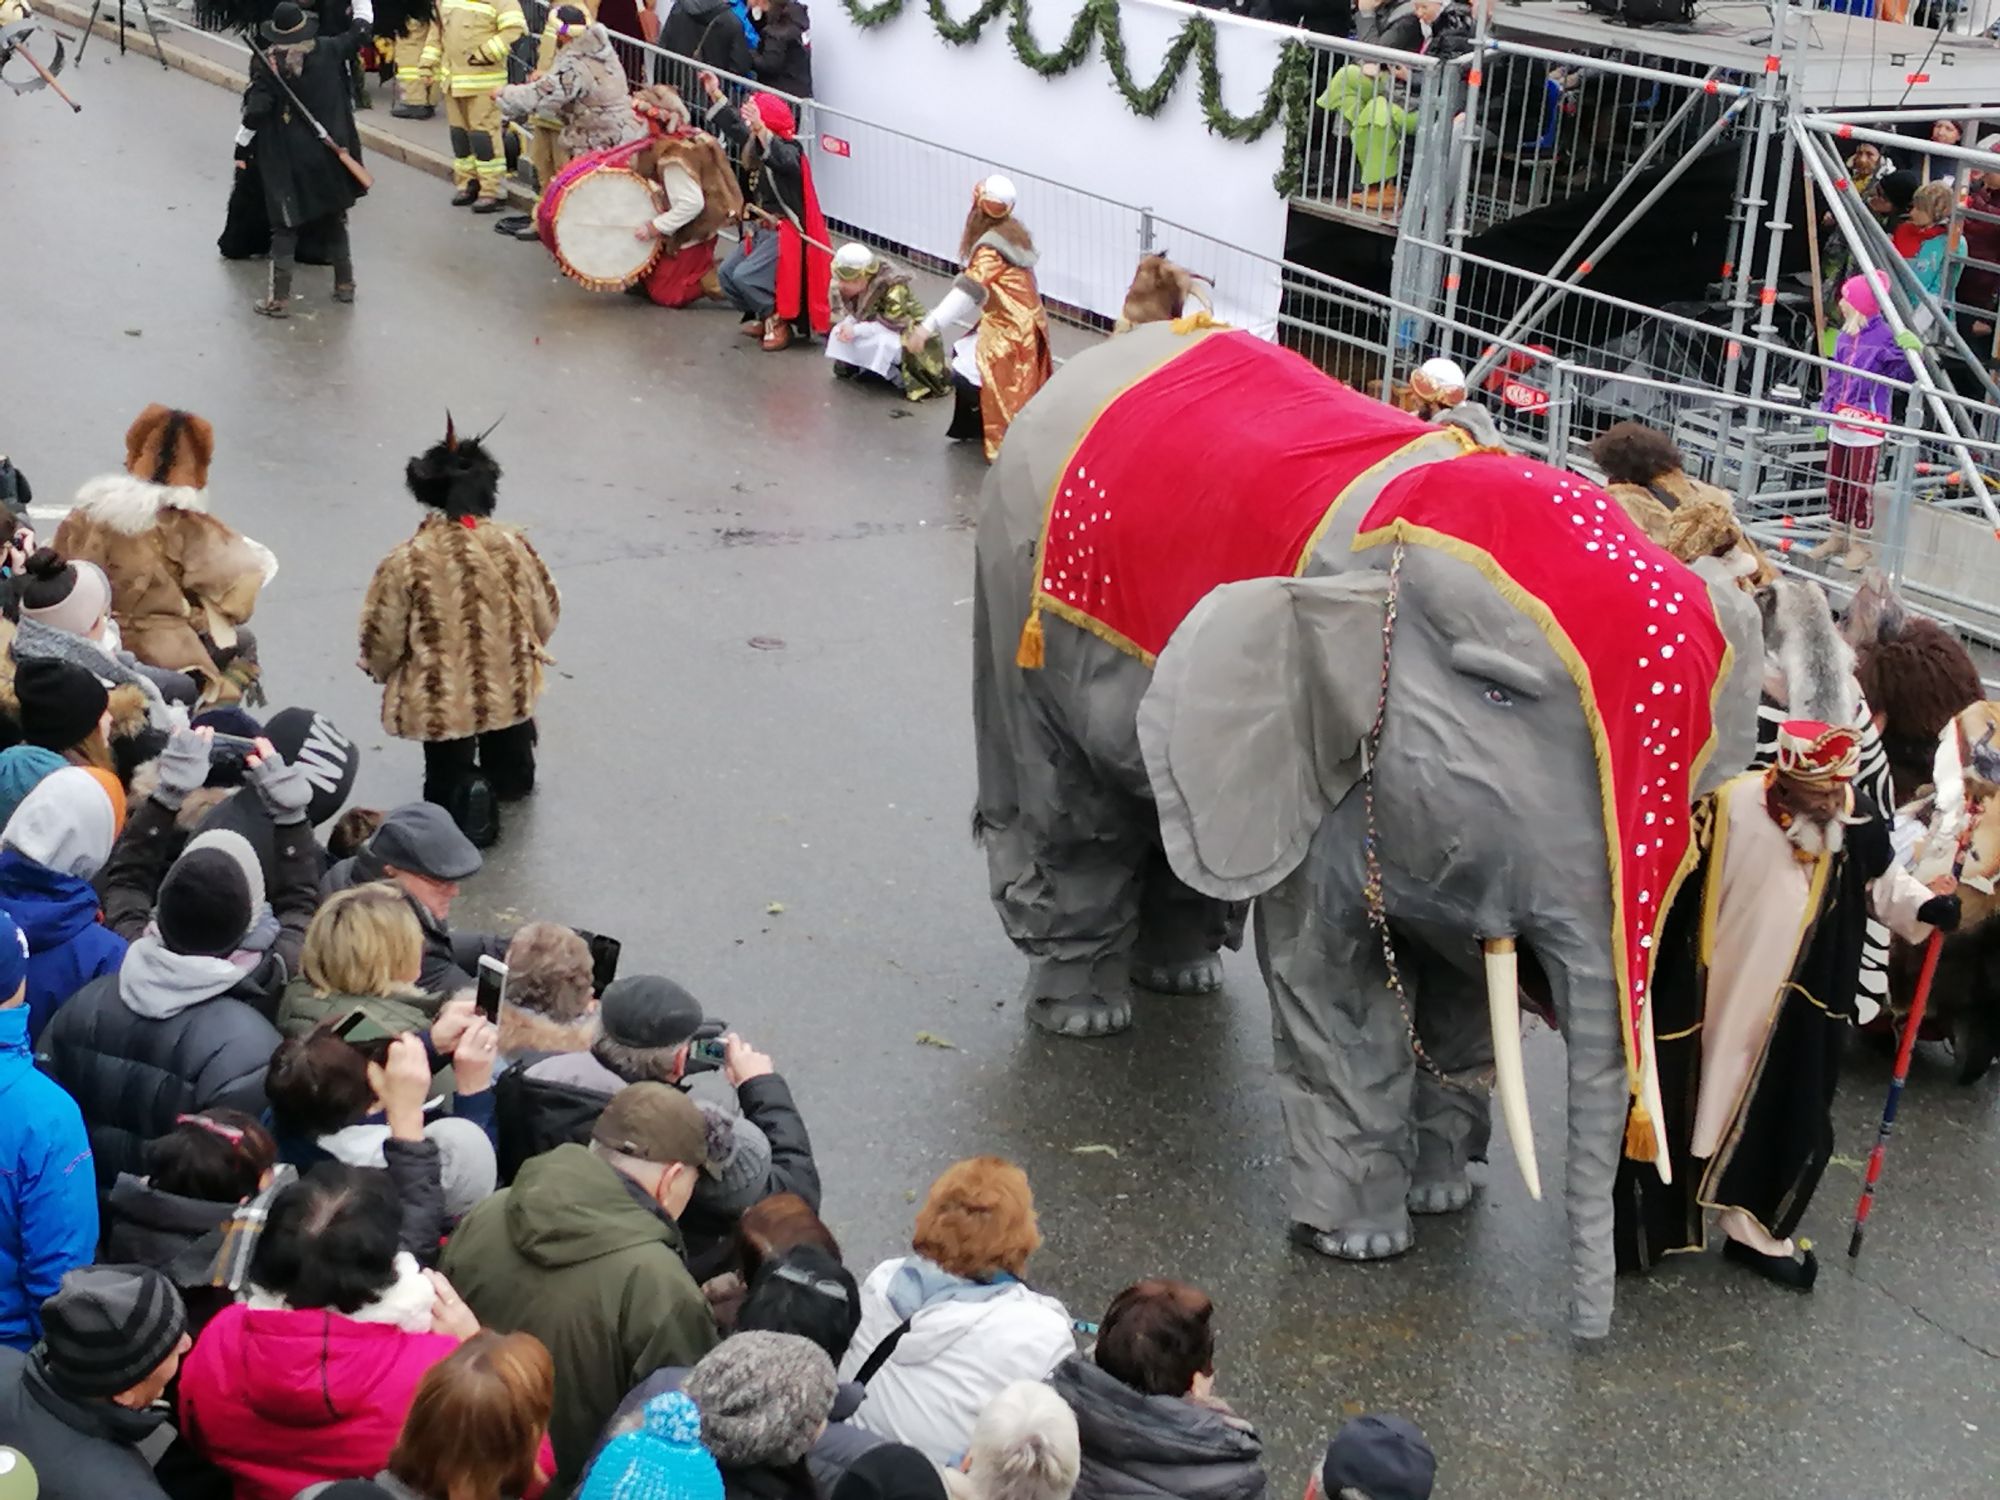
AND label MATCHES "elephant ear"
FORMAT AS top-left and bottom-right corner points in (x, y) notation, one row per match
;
(1690, 556), (1764, 797)
(1139, 573), (1388, 902)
